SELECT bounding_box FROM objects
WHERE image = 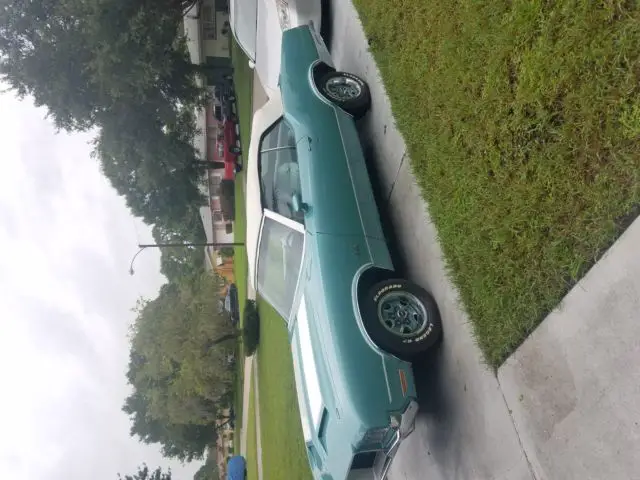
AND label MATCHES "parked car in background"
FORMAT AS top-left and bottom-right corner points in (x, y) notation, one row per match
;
(244, 24), (443, 480)
(226, 455), (247, 480)
(215, 117), (242, 179)
(221, 116), (240, 155)
(229, 0), (323, 95)
(214, 81), (237, 121)
(219, 283), (240, 325)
